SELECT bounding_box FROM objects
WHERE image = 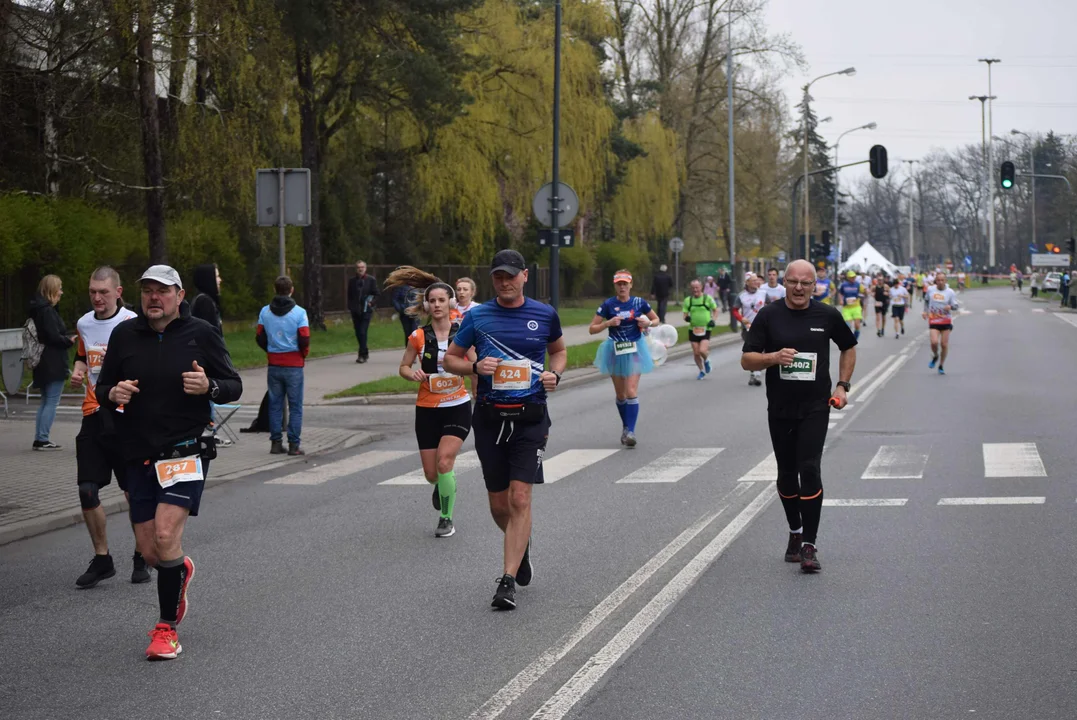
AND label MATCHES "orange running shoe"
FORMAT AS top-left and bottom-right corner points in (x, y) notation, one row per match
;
(145, 623), (182, 660)
(175, 556), (195, 625)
